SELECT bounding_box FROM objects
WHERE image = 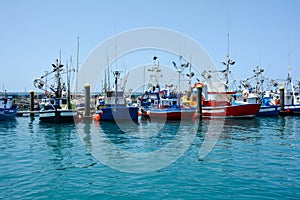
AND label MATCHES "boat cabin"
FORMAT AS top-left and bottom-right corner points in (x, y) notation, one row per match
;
(0, 97), (15, 109)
